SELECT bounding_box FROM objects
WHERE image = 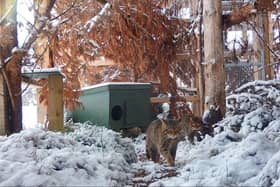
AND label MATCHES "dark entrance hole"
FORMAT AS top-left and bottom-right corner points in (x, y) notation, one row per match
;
(111, 105), (123, 120)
